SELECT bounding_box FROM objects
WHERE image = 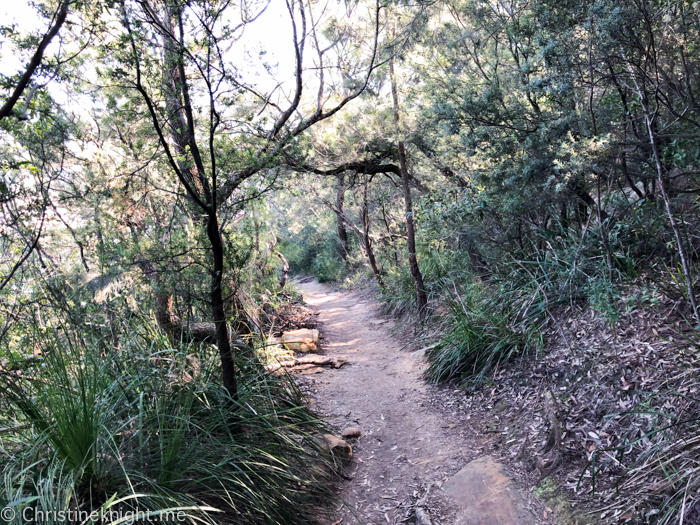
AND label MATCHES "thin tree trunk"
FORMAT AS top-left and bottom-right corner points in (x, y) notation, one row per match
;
(208, 212), (239, 400)
(0, 0), (70, 120)
(596, 175), (614, 279)
(646, 115), (699, 322)
(276, 250), (289, 289)
(252, 207), (260, 253)
(161, 6), (238, 399)
(336, 175), (350, 260)
(380, 199), (400, 267)
(624, 54), (699, 323)
(361, 177), (384, 288)
(620, 148), (645, 200)
(389, 58), (427, 314)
